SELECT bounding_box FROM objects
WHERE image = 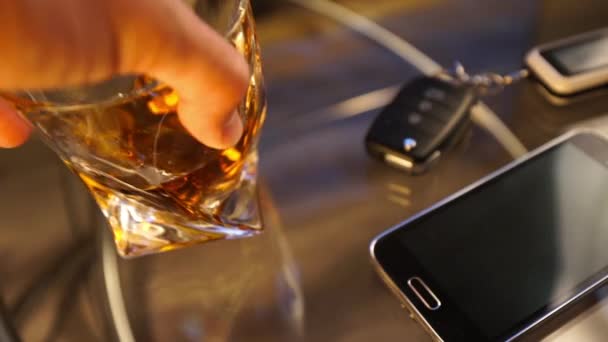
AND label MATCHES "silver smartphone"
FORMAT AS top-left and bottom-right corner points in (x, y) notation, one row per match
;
(526, 28), (608, 96)
(370, 130), (608, 341)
